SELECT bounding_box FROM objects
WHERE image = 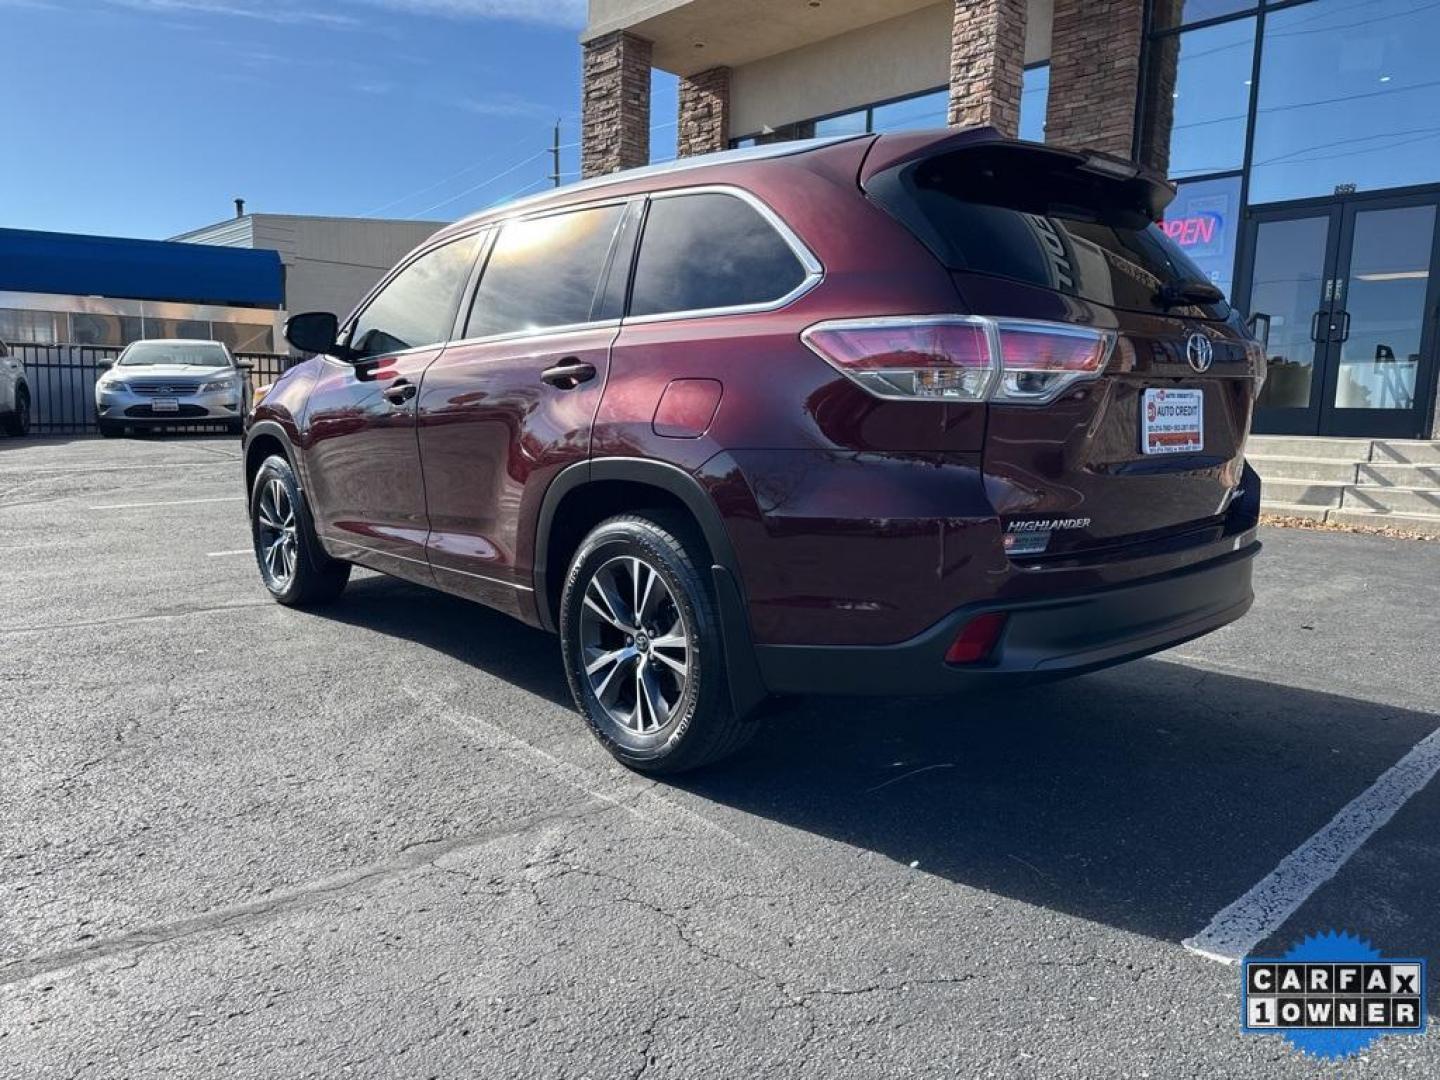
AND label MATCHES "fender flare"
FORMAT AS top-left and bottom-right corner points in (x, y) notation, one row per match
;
(243, 419), (302, 489)
(534, 457), (769, 715)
